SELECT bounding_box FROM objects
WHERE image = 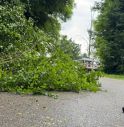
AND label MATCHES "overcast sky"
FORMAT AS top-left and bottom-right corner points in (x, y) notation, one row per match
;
(61, 0), (101, 53)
